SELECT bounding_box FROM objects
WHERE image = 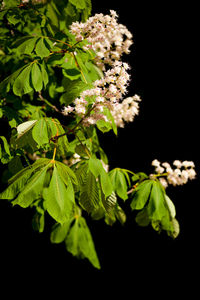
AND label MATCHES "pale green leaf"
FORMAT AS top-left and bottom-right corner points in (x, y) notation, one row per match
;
(17, 120), (37, 138)
(164, 194), (176, 218)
